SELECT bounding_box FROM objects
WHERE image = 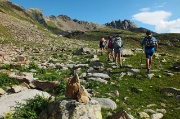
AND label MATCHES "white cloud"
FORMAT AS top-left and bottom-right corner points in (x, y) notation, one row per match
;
(140, 8), (150, 12)
(132, 10), (180, 33)
(156, 2), (167, 8)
